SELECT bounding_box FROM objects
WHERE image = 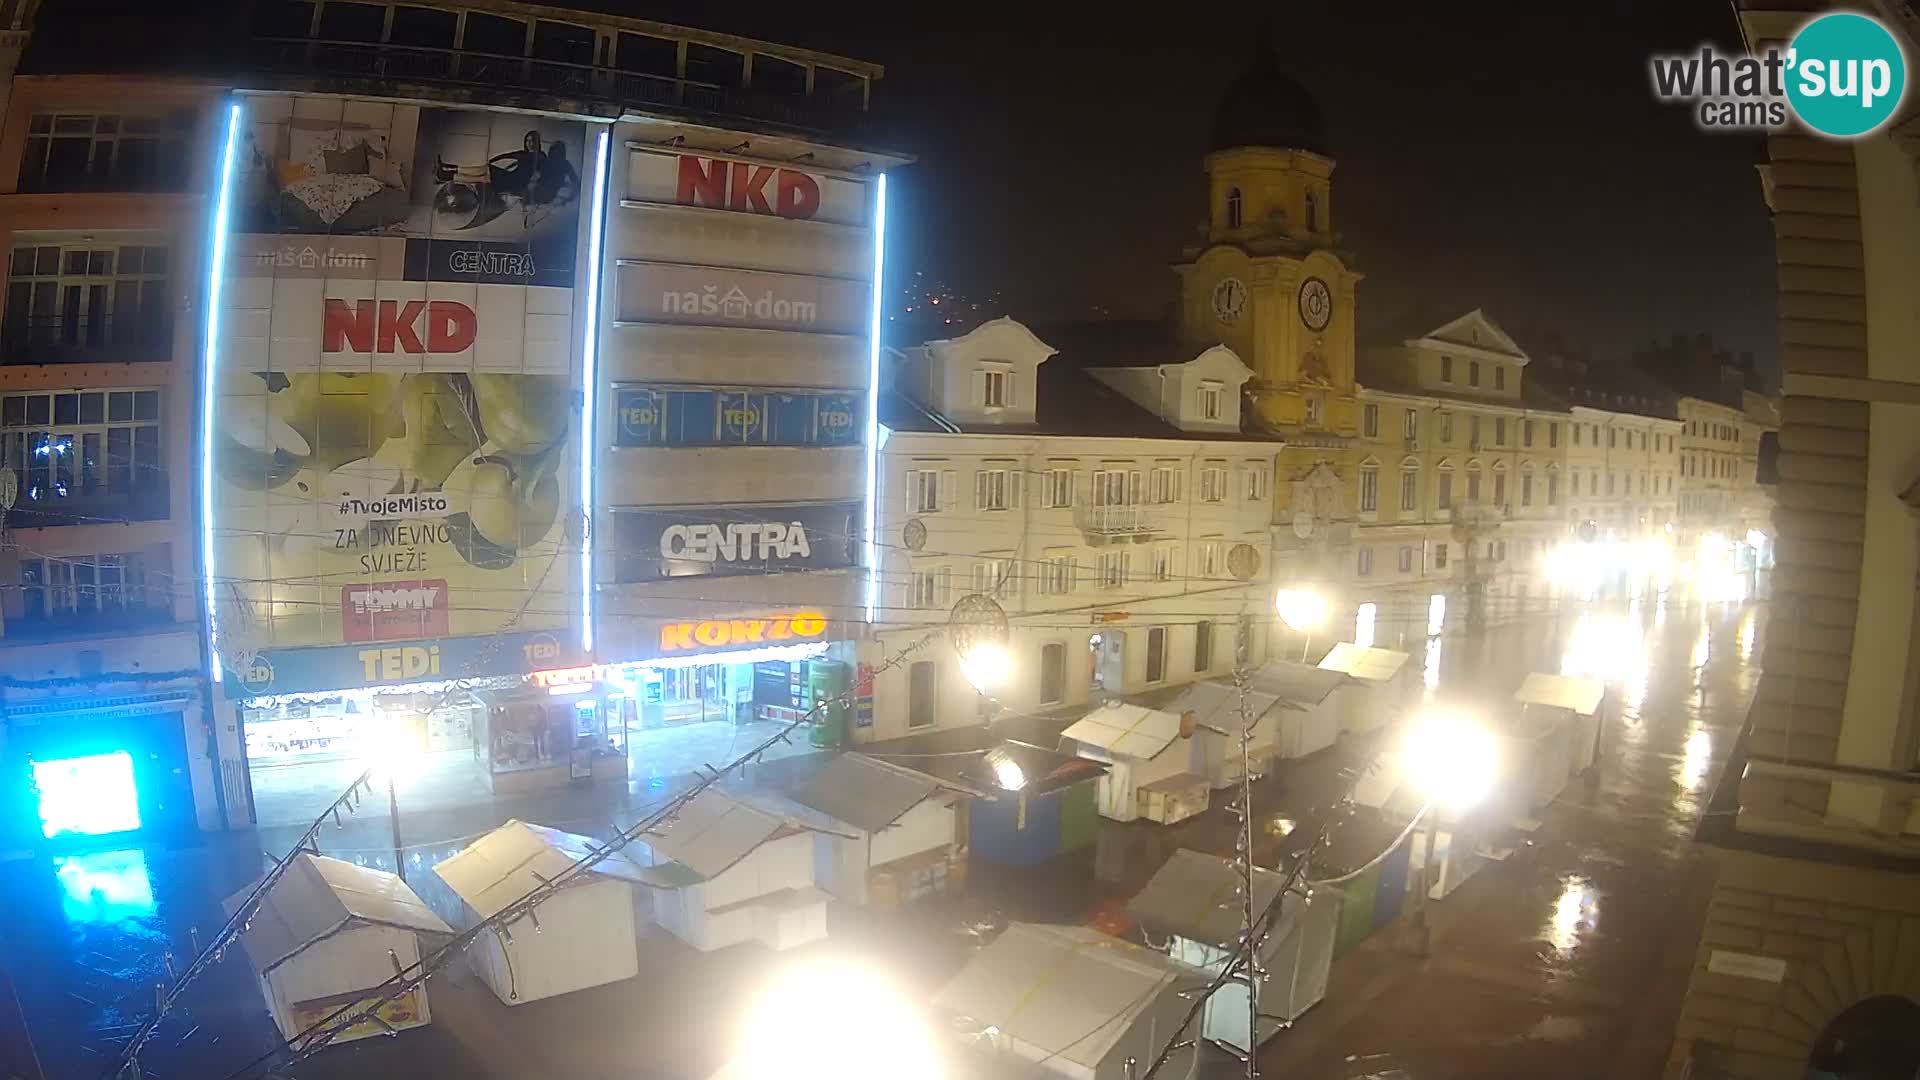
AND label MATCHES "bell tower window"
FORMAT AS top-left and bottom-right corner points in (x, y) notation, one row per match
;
(1305, 190), (1318, 233)
(1226, 187), (1243, 229)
